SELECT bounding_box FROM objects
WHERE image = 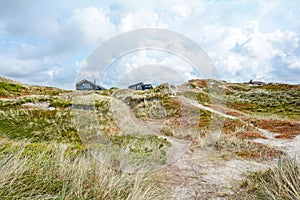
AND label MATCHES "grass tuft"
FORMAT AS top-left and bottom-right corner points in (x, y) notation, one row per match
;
(237, 157), (300, 200)
(0, 142), (170, 199)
